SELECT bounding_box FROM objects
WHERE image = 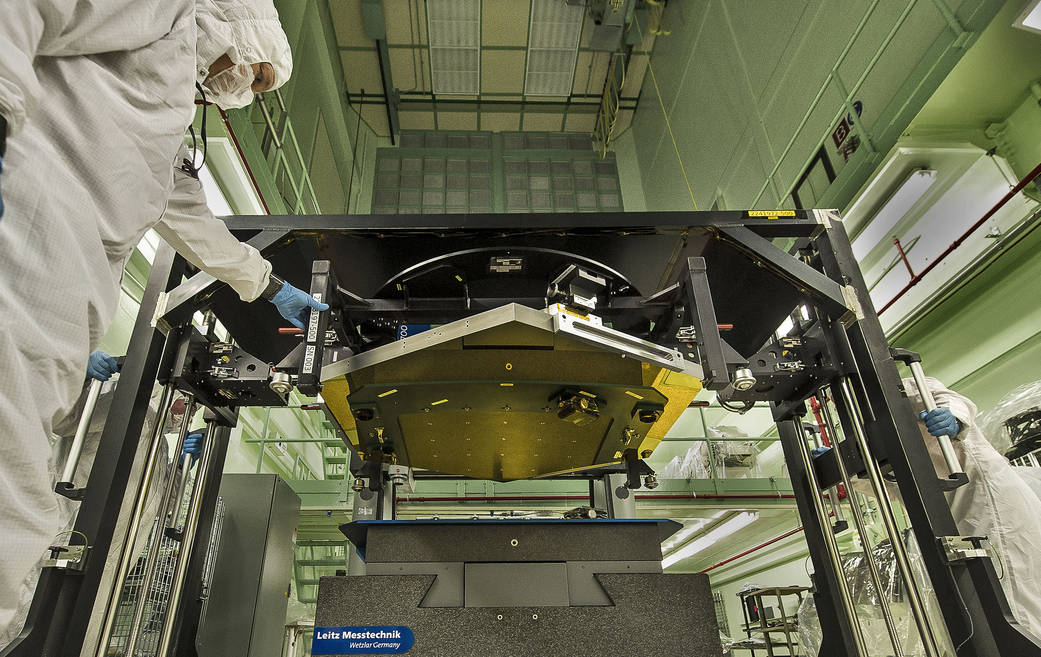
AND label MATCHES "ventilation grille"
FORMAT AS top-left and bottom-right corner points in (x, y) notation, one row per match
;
(427, 0), (481, 95)
(525, 0), (585, 96)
